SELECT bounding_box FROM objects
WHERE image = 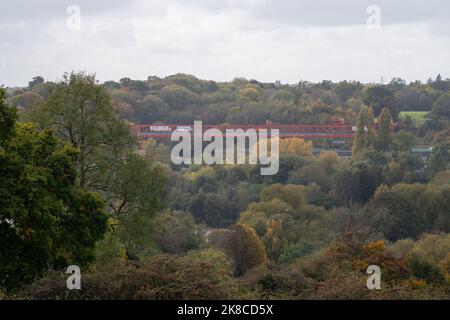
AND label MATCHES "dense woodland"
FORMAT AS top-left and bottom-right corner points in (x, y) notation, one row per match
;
(1, 72), (450, 299)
